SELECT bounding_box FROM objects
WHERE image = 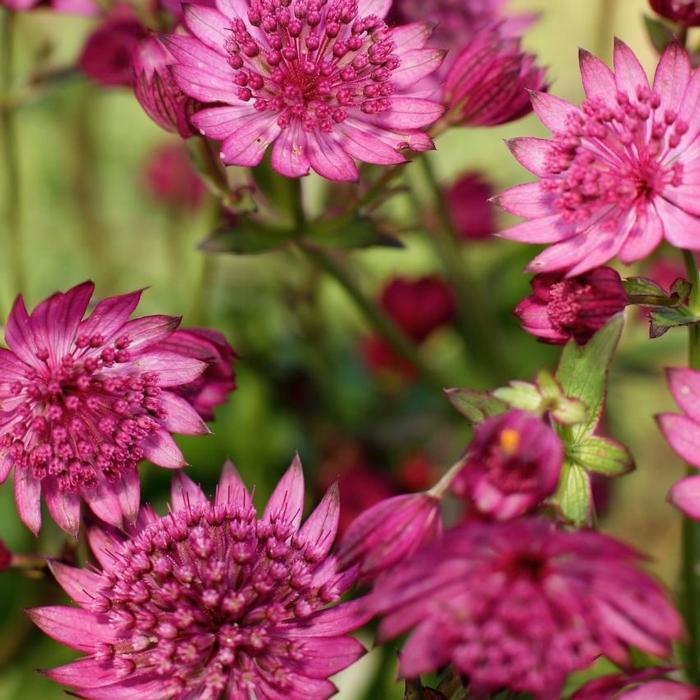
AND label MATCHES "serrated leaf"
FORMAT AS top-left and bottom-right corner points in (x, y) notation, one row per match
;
(555, 461), (592, 526)
(492, 382), (542, 412)
(569, 436), (635, 476)
(643, 14), (677, 54)
(649, 306), (698, 339)
(199, 219), (297, 255)
(623, 276), (666, 297)
(306, 213), (403, 250)
(446, 388), (507, 424)
(556, 315), (624, 442)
